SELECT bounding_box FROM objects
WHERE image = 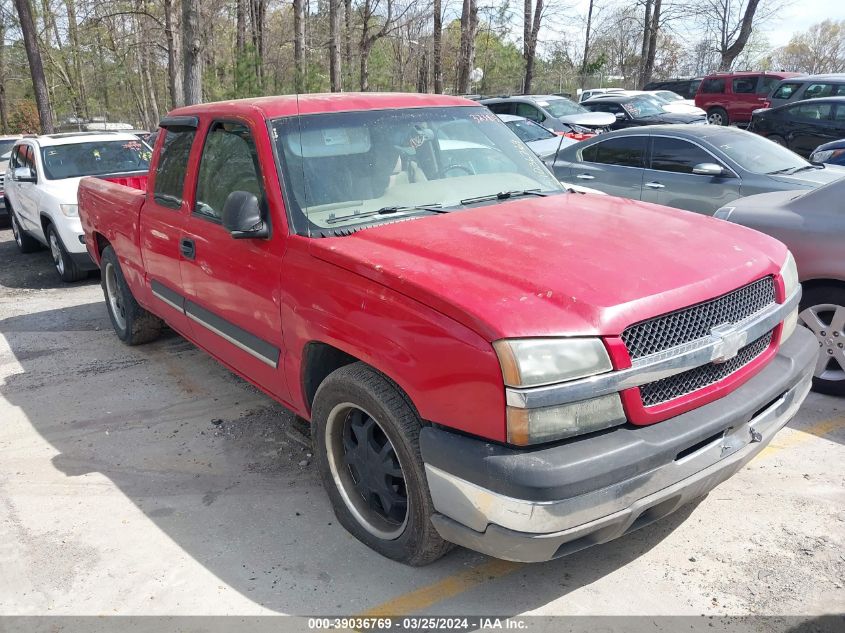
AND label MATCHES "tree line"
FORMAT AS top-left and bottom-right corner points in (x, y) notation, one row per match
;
(1, 0), (844, 134)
